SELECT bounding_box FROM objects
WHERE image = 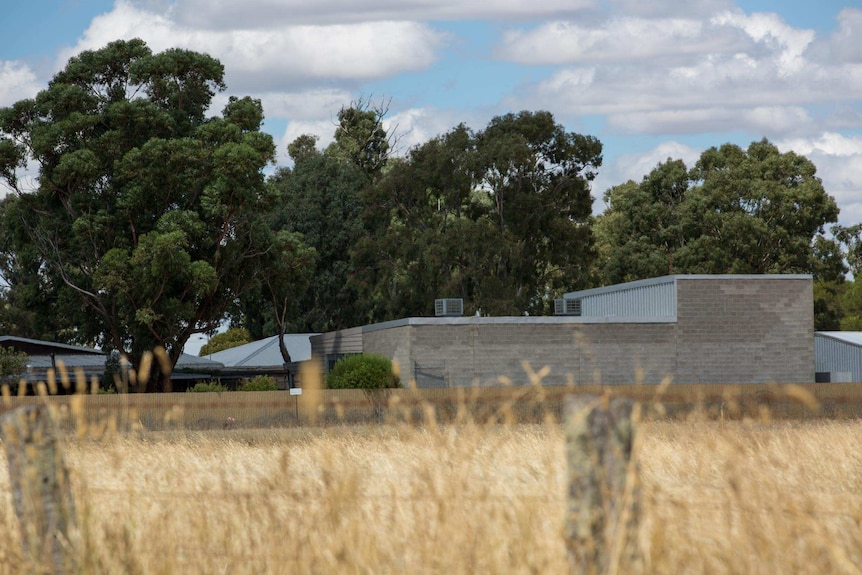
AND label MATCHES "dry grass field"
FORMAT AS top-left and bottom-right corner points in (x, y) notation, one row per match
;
(1, 413), (861, 574)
